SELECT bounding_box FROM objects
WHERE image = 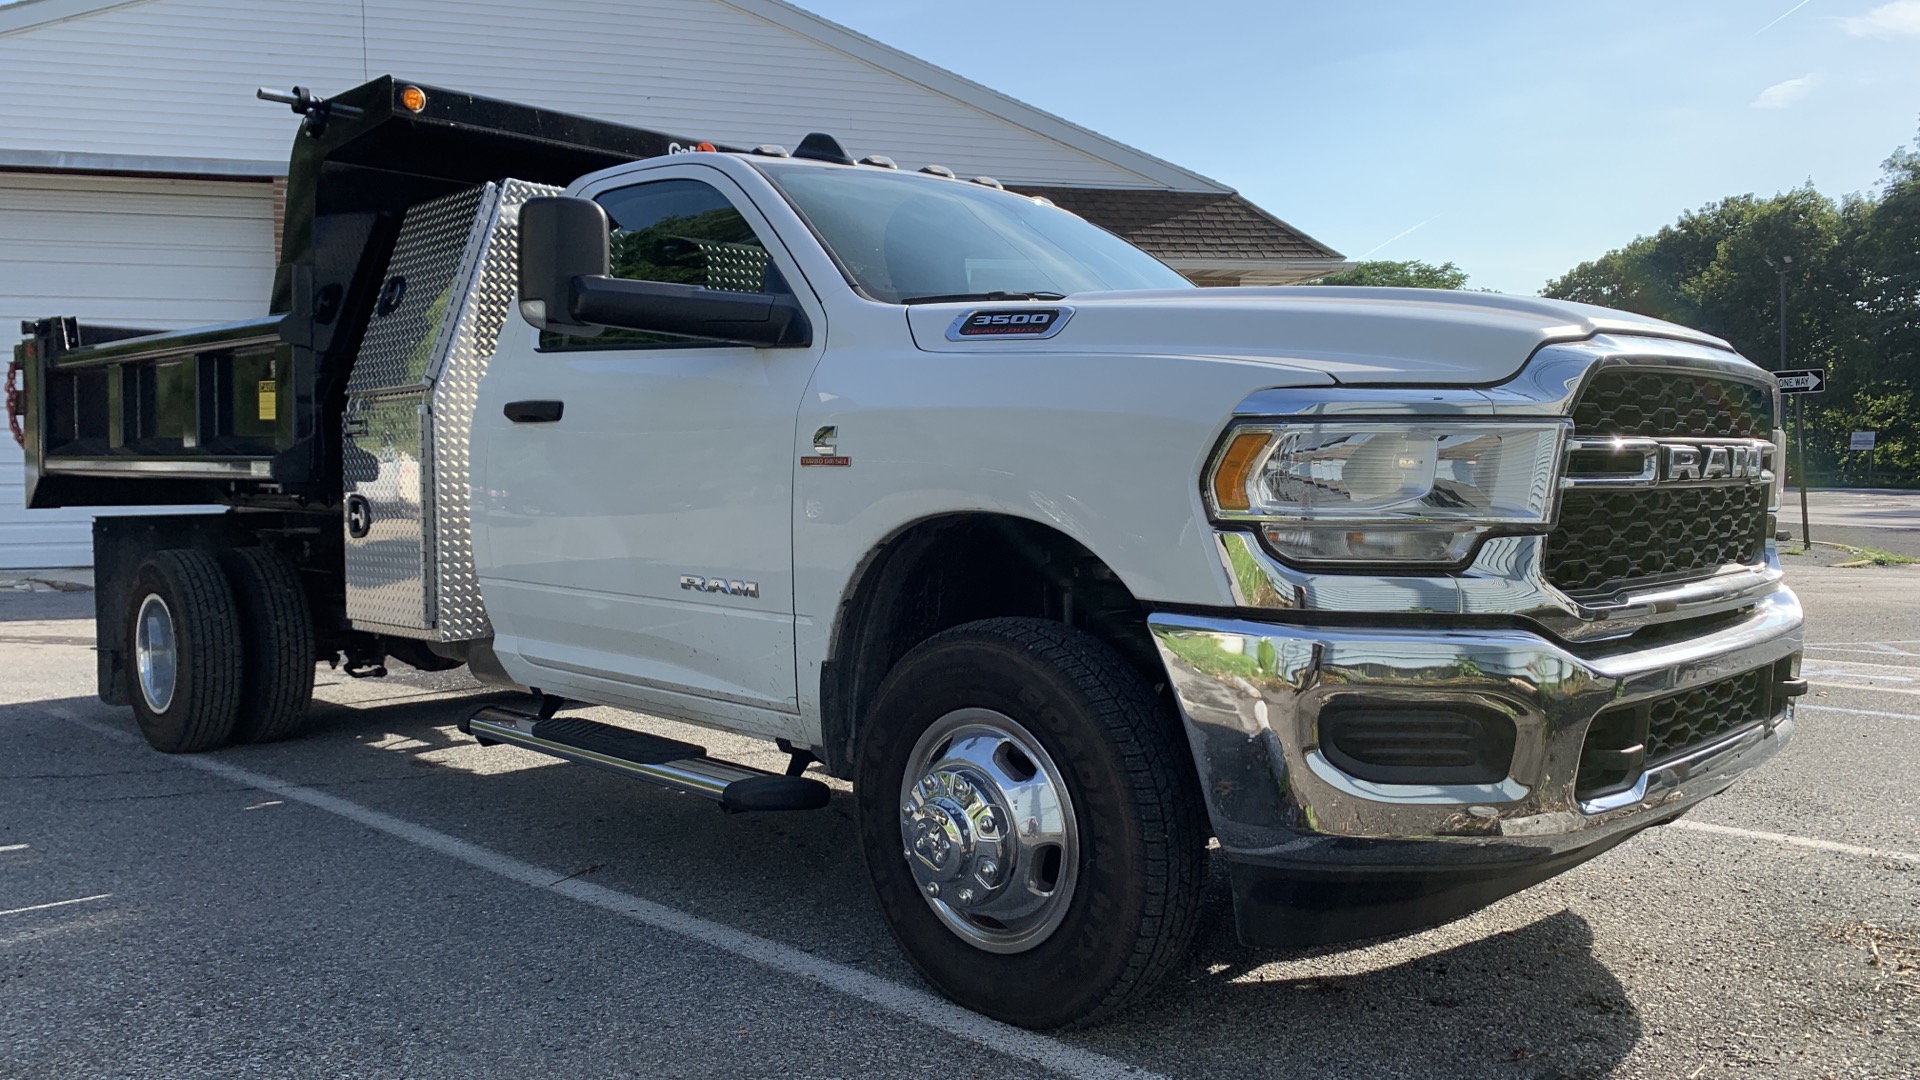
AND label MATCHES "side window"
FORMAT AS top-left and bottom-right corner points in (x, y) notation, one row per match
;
(541, 177), (788, 350)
